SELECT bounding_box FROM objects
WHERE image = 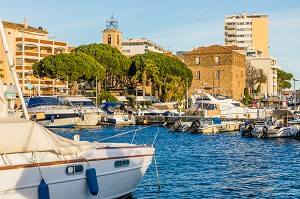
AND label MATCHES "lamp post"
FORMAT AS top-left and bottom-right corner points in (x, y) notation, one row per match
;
(293, 78), (299, 110)
(136, 86), (139, 109)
